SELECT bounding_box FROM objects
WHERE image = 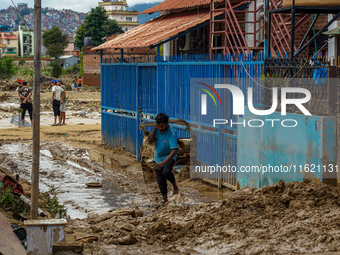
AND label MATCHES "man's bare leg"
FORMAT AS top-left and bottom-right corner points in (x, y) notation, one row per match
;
(21, 119), (24, 127)
(162, 194), (168, 206)
(172, 183), (179, 196)
(62, 112), (66, 124)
